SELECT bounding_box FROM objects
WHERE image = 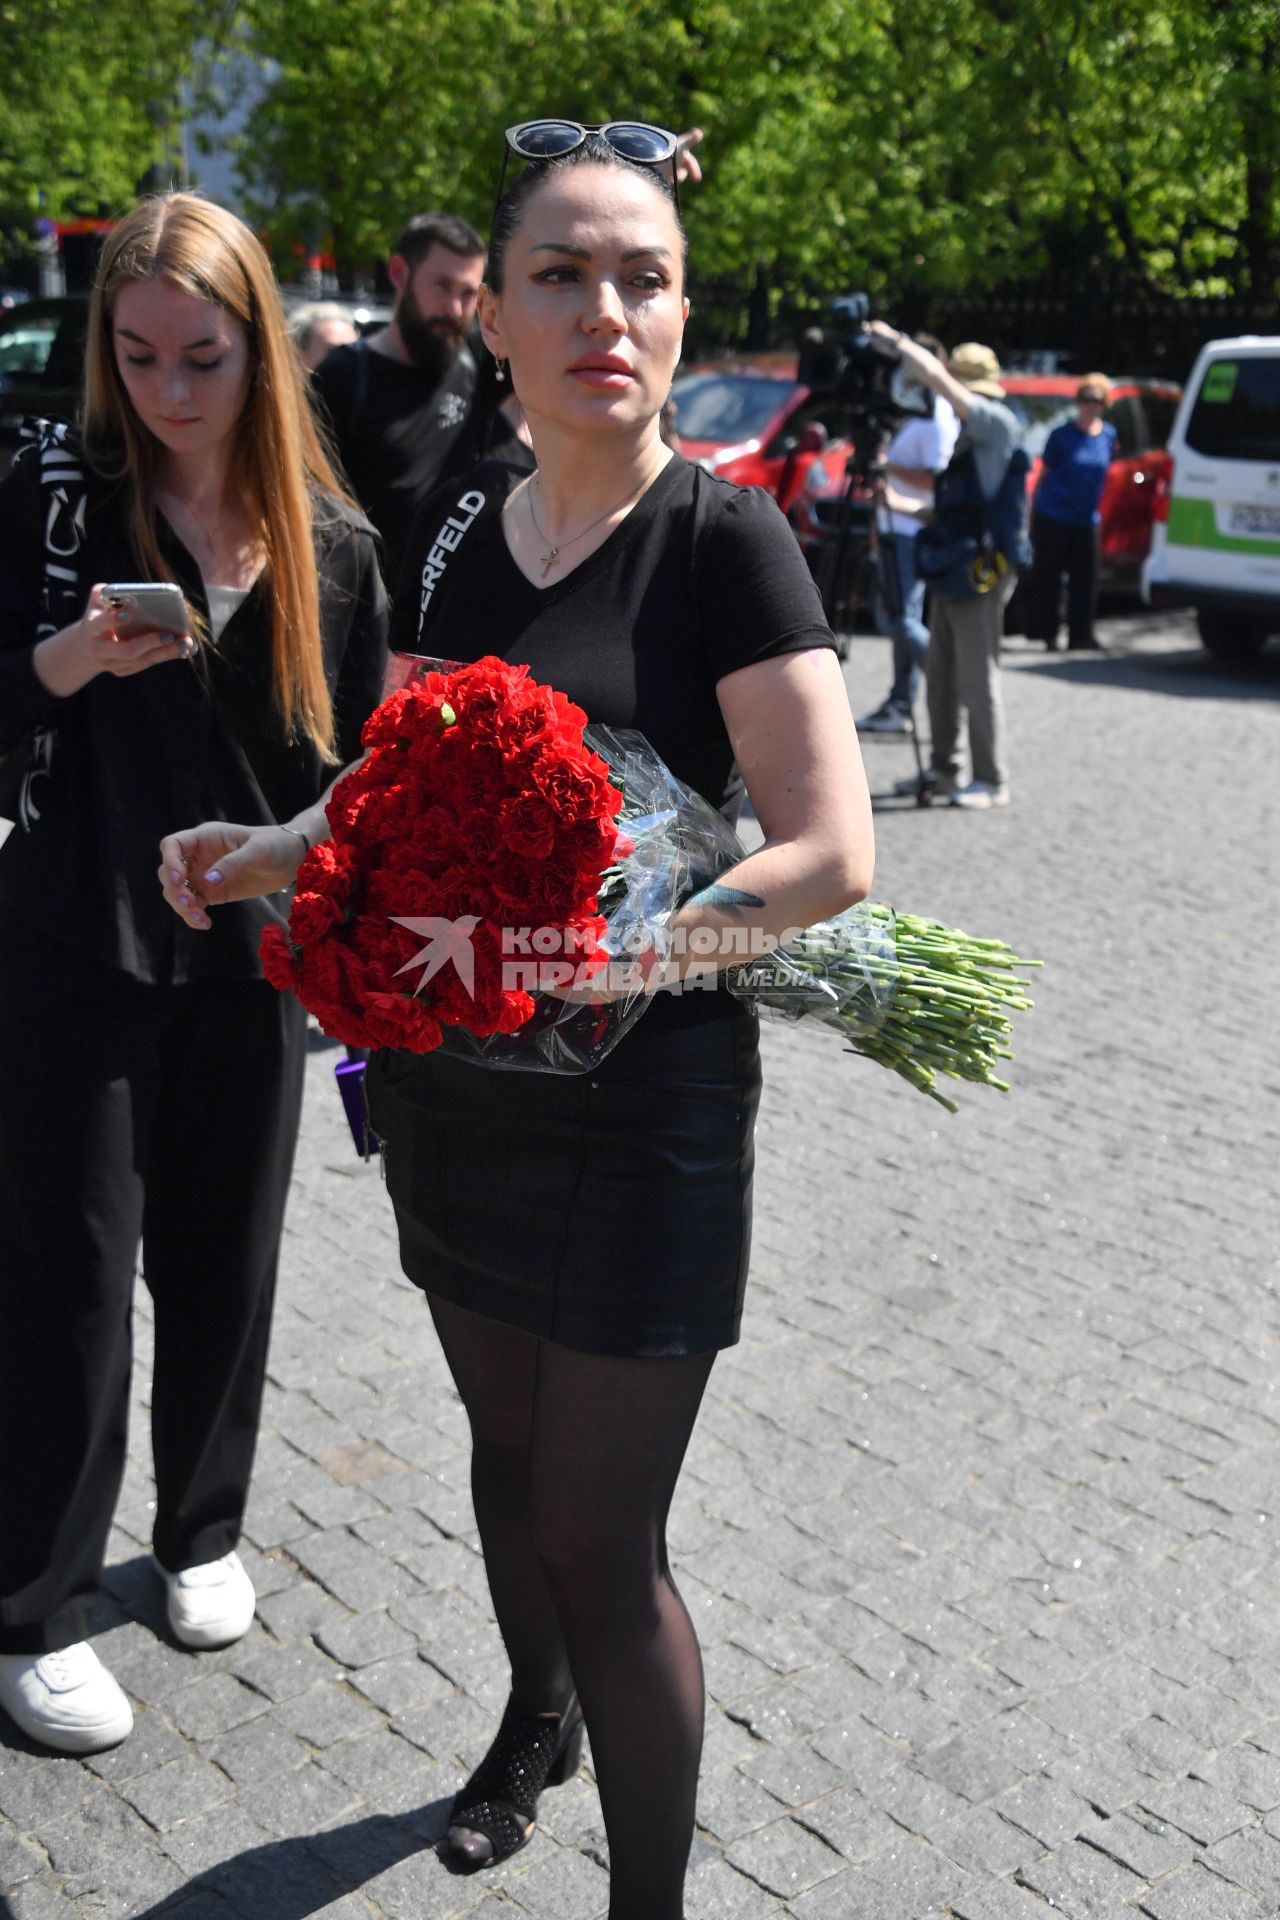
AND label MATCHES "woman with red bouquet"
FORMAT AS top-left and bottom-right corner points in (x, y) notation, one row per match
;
(161, 124), (873, 1920)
